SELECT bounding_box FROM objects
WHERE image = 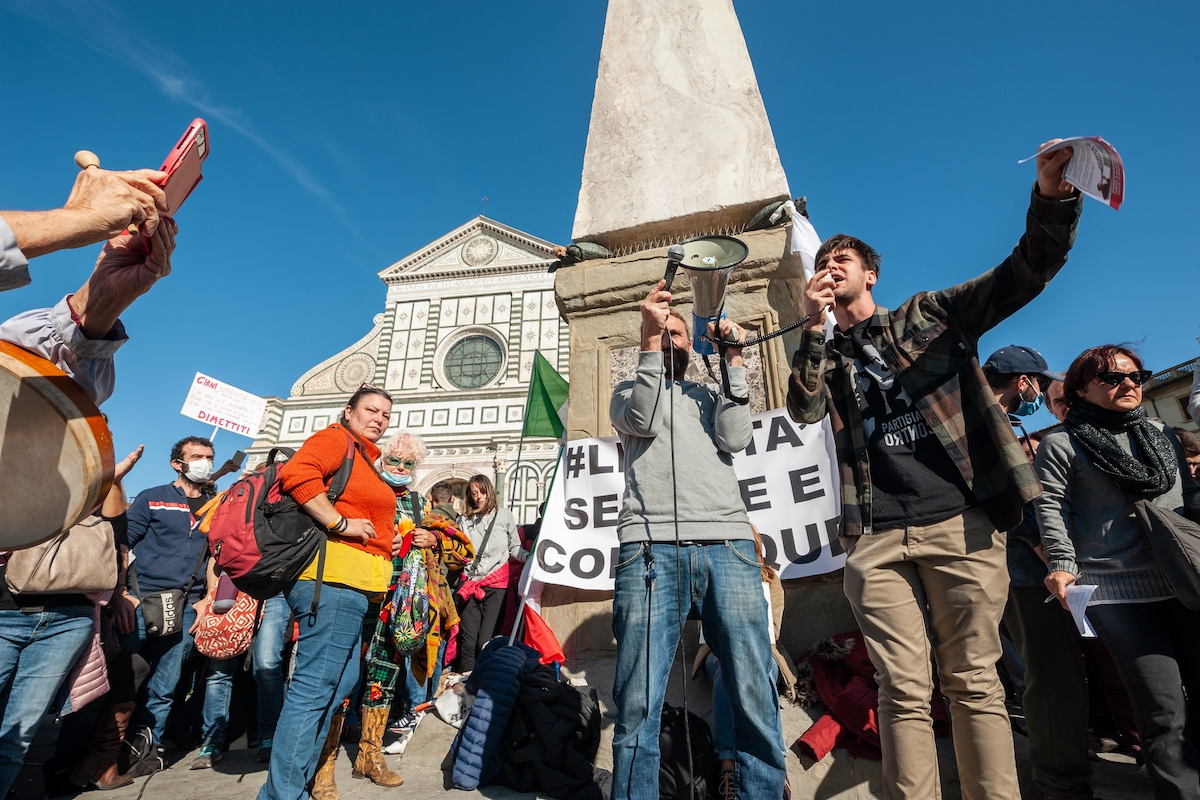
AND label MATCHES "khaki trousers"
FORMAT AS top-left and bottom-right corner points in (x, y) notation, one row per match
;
(842, 508), (1018, 800)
